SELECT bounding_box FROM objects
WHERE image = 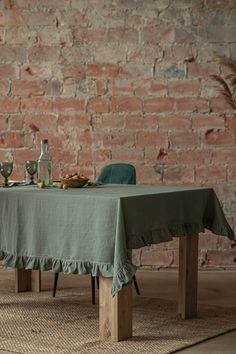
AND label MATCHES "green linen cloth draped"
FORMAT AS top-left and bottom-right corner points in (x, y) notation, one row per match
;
(0, 185), (234, 295)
